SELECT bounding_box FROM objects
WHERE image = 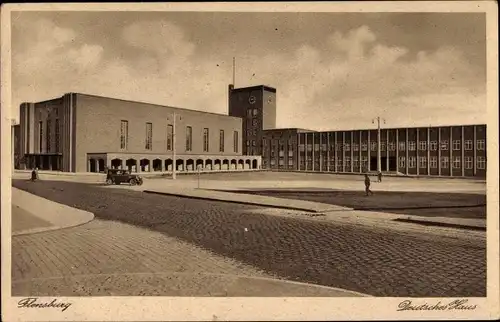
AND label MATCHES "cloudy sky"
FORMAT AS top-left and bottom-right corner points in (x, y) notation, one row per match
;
(11, 11), (486, 130)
